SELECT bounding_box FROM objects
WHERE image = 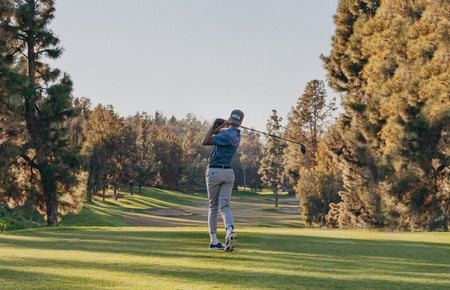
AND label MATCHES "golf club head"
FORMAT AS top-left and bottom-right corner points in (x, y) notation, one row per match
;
(301, 144), (306, 154)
